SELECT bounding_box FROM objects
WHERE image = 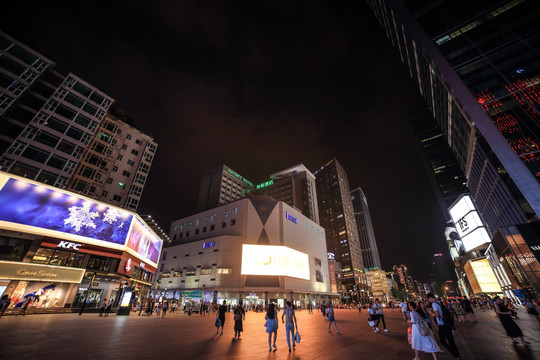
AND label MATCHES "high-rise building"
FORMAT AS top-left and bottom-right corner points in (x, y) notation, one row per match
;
(197, 164), (319, 223)
(431, 253), (452, 288)
(256, 164), (319, 223)
(0, 32), (158, 211)
(409, 103), (469, 215)
(67, 112), (157, 210)
(368, 0), (540, 234)
(0, 31), (113, 188)
(315, 159), (368, 302)
(351, 187), (382, 269)
(196, 164), (254, 212)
